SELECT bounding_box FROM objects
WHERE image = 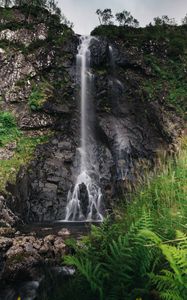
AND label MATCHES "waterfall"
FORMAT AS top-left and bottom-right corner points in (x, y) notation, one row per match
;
(108, 45), (131, 180)
(109, 45), (115, 70)
(65, 36), (103, 222)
